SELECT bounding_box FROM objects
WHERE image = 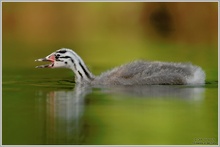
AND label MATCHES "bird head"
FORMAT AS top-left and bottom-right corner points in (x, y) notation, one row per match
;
(35, 48), (94, 83)
(35, 48), (75, 69)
